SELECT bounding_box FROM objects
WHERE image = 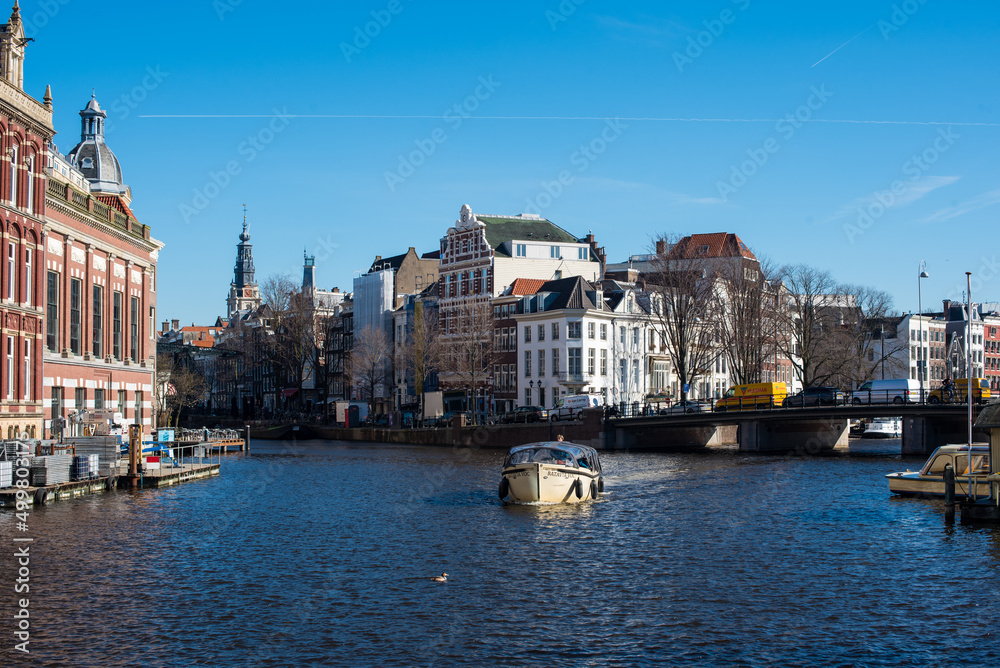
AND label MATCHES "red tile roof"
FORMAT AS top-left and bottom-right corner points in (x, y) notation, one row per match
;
(95, 194), (136, 219)
(668, 233), (757, 261)
(508, 278), (547, 295)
